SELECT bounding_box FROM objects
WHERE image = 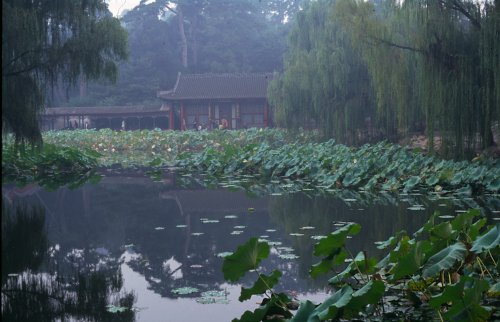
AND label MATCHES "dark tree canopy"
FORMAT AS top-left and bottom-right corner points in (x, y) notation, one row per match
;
(2, 0), (128, 144)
